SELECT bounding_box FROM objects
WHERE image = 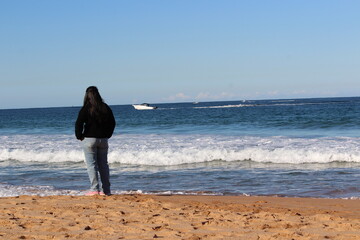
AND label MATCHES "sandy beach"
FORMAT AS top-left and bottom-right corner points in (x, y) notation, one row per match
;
(0, 194), (359, 240)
